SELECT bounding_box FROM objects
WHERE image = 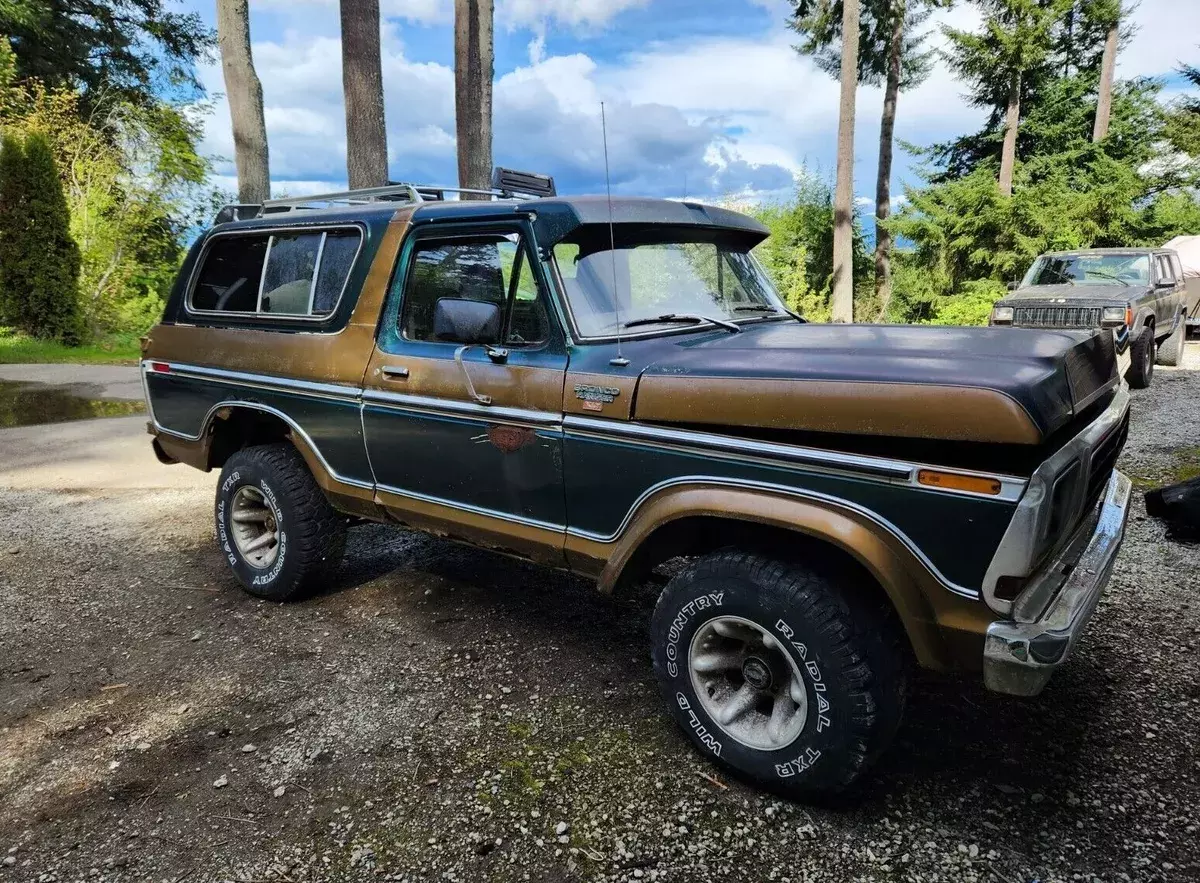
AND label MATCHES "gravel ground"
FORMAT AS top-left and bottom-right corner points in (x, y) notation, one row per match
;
(1, 351), (1199, 883)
